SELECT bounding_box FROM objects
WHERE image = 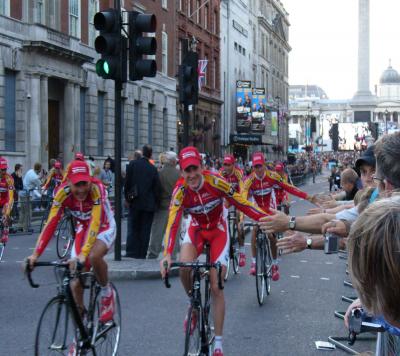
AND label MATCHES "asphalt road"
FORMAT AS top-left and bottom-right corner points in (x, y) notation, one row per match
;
(0, 173), (376, 355)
